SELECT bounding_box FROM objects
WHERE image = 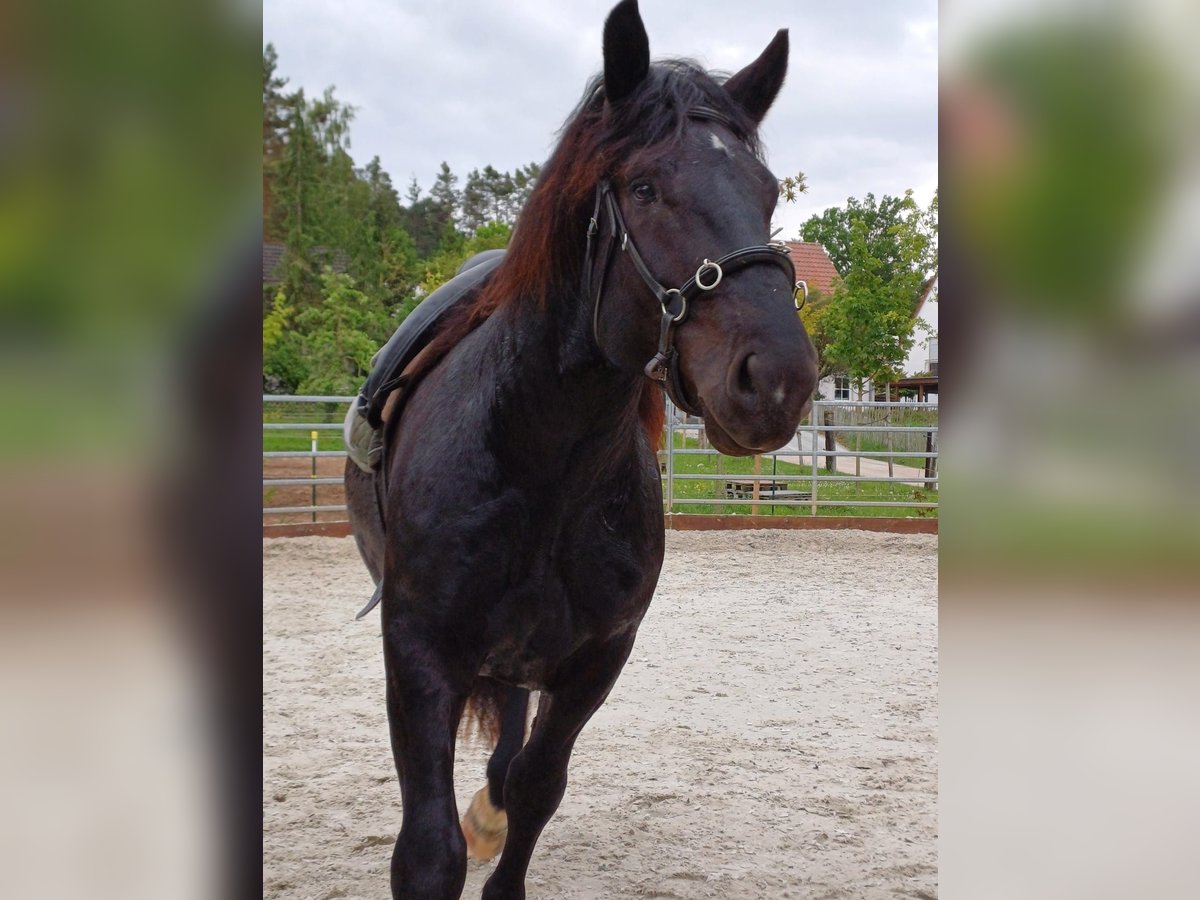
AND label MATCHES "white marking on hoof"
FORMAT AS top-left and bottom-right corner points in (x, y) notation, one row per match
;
(461, 786), (507, 861)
